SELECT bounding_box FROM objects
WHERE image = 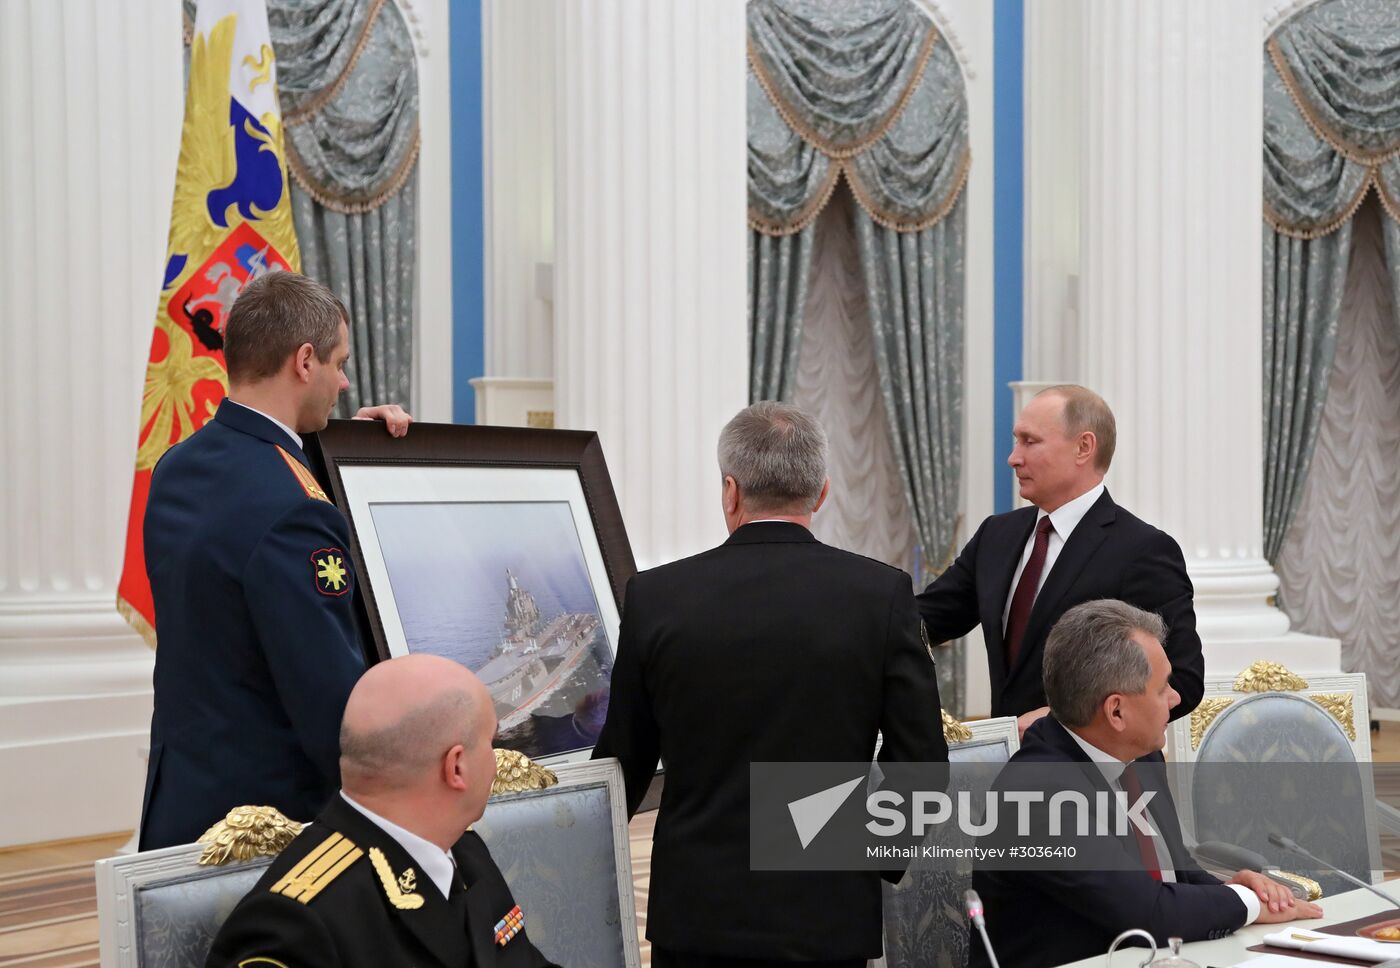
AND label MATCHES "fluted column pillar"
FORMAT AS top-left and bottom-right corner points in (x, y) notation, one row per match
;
(1076, 0), (1337, 672)
(478, 0), (558, 427)
(0, 0), (181, 845)
(1023, 0), (1083, 385)
(554, 0), (748, 569)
